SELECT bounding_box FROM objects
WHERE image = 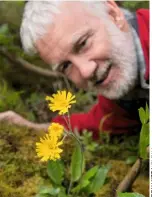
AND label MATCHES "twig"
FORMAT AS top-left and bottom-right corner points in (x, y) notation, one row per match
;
(0, 47), (63, 78)
(62, 75), (71, 91)
(115, 158), (142, 197)
(0, 46), (72, 90)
